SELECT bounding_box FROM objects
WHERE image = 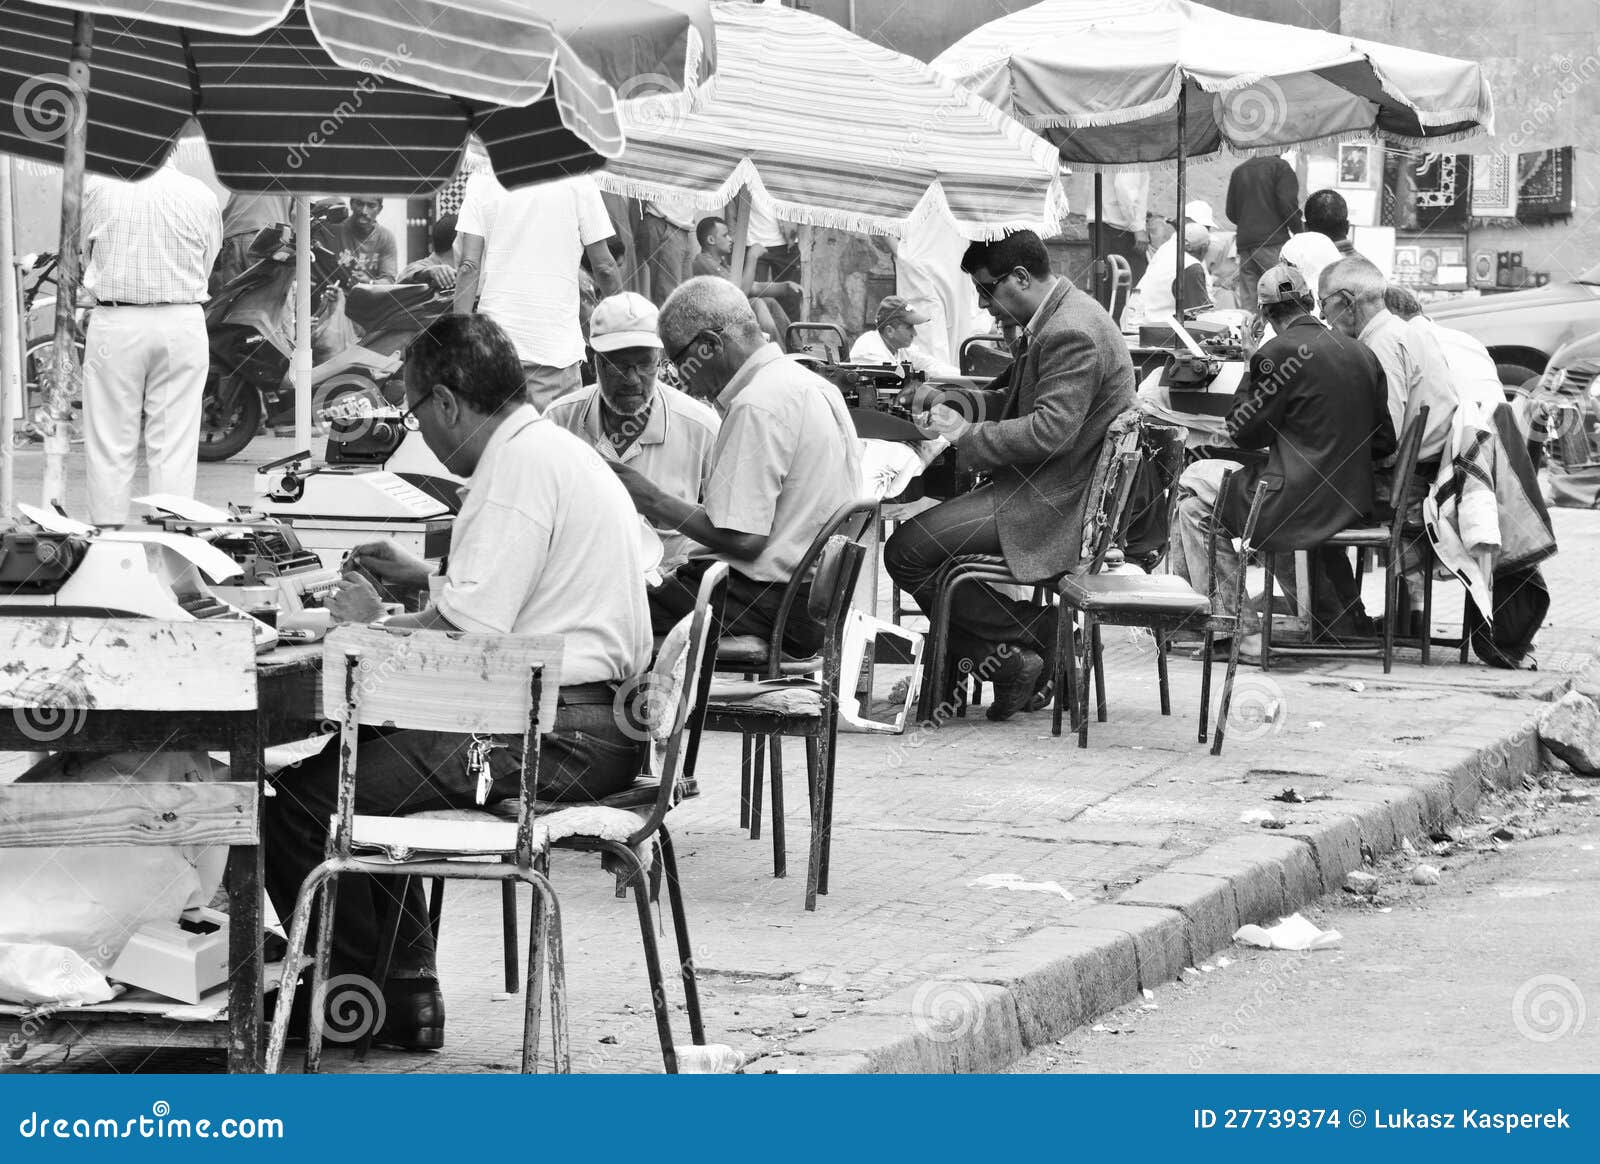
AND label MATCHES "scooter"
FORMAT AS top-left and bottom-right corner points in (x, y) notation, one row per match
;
(200, 200), (354, 461)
